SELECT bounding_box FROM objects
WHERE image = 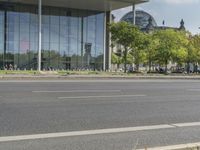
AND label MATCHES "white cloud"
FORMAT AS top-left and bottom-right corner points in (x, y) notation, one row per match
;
(155, 0), (200, 4)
